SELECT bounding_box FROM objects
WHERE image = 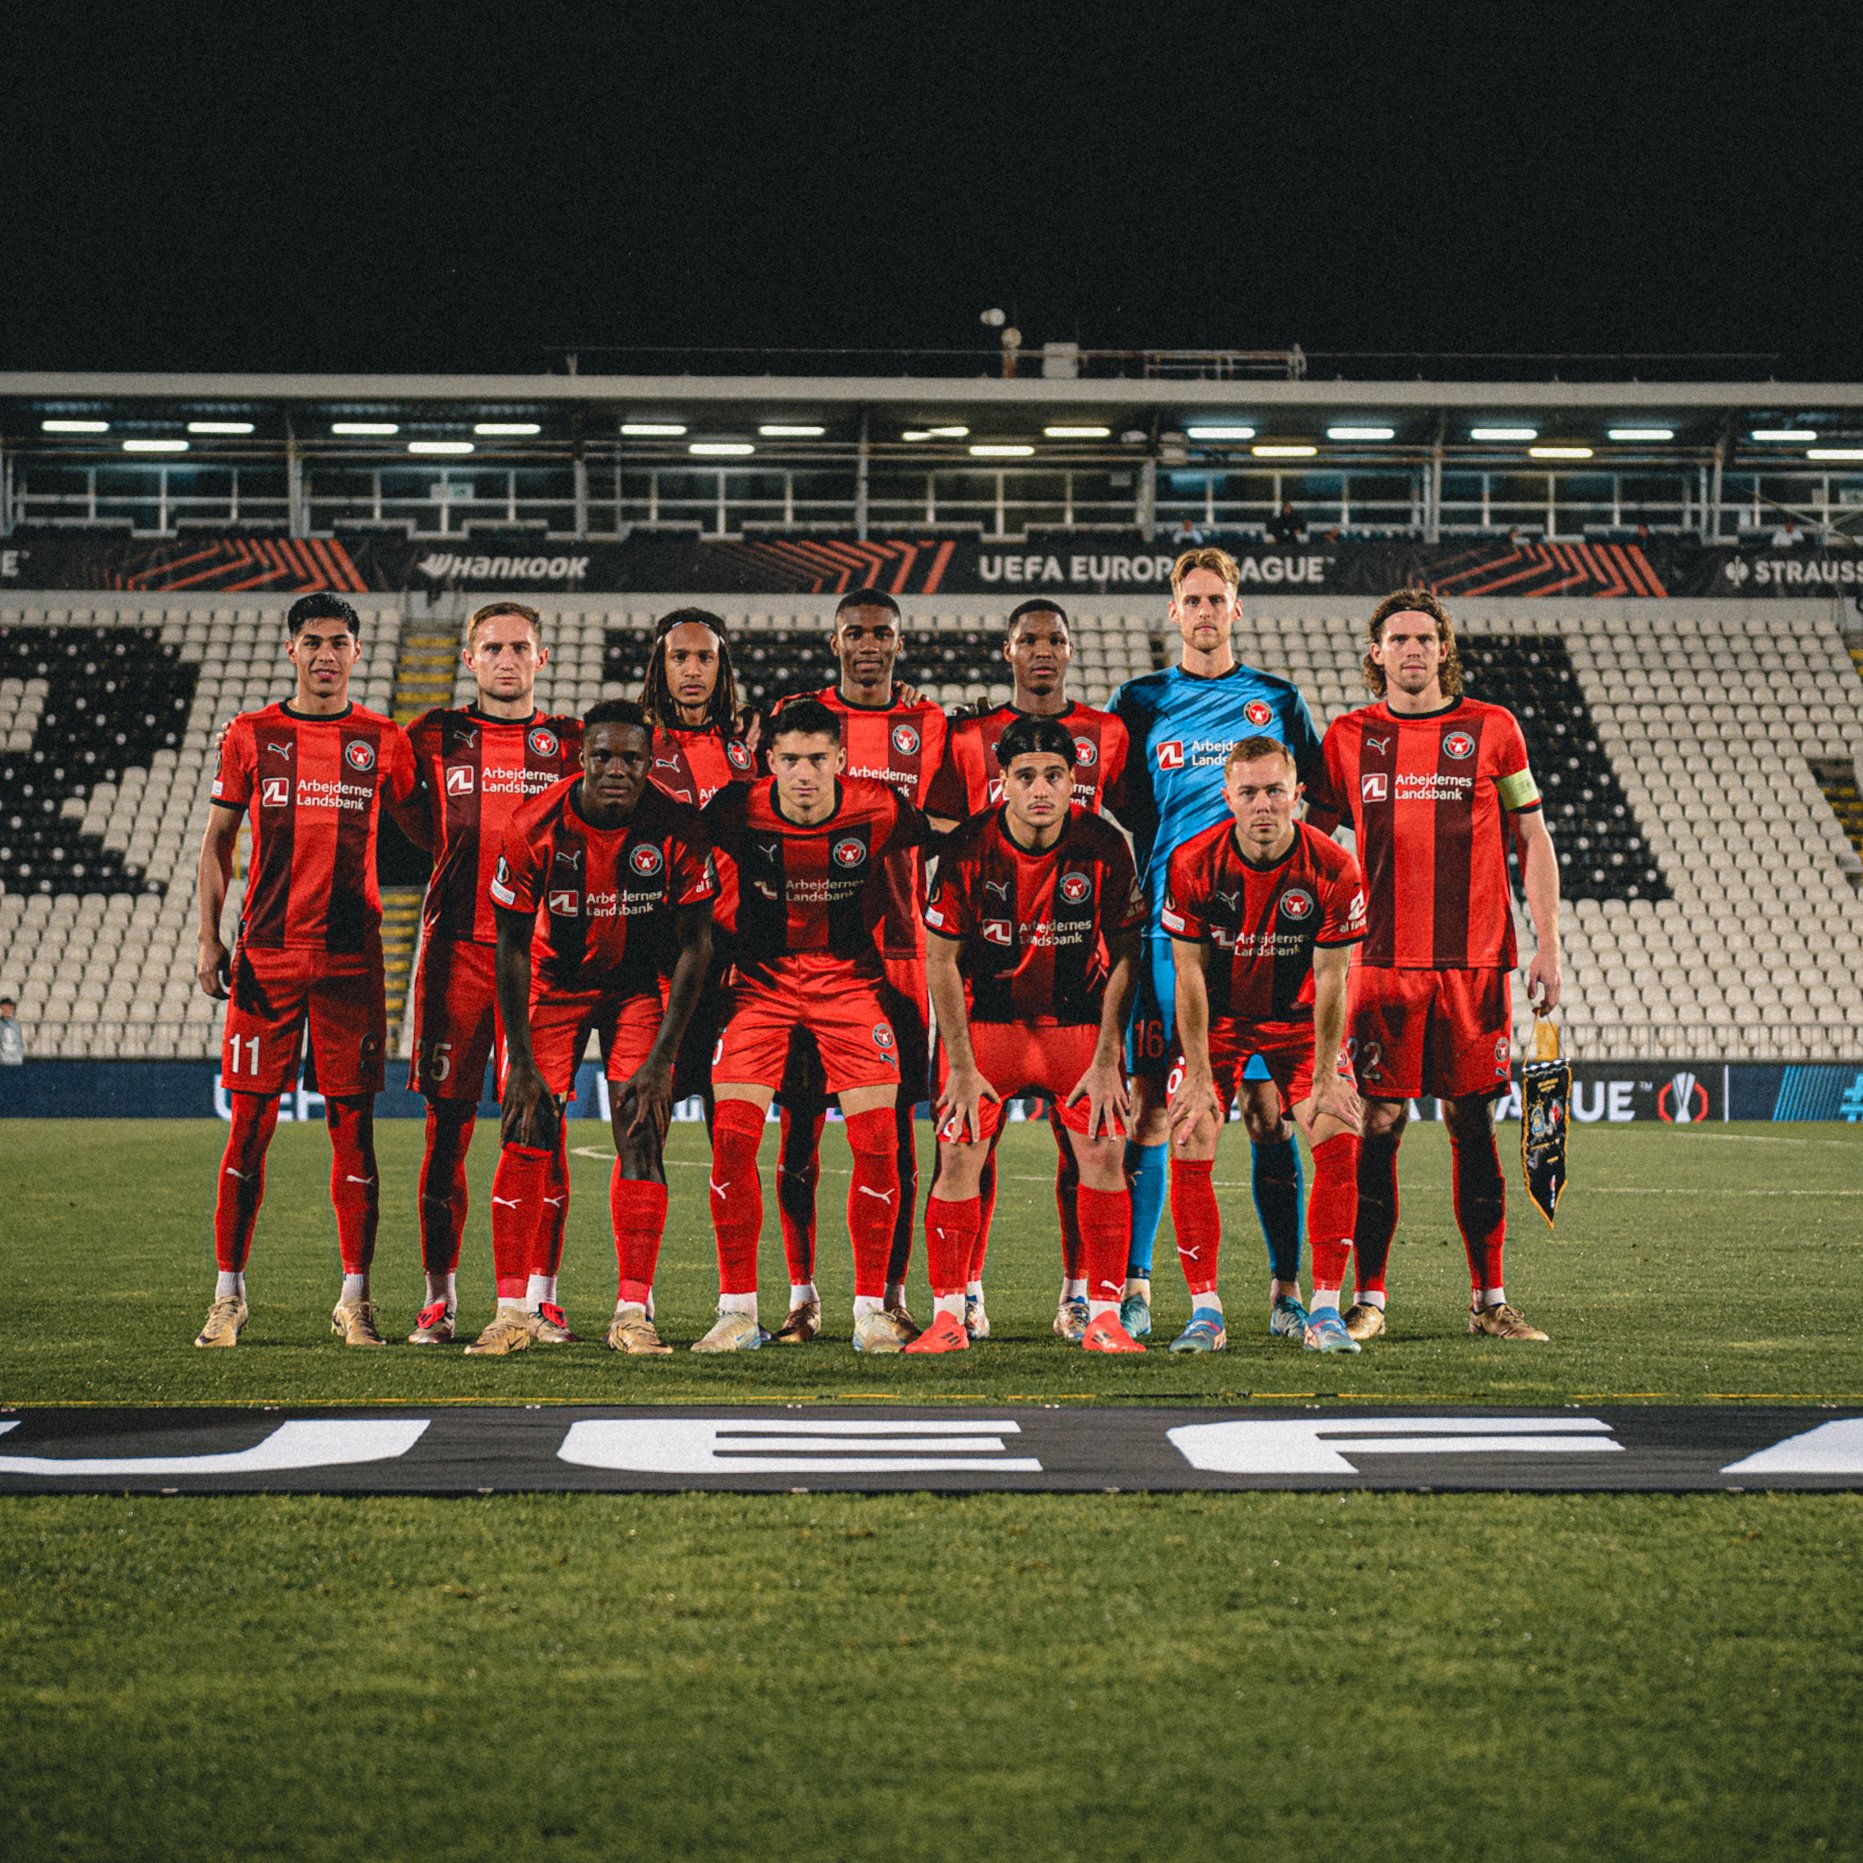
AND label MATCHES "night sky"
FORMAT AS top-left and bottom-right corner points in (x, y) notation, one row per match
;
(6, 6), (1858, 378)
